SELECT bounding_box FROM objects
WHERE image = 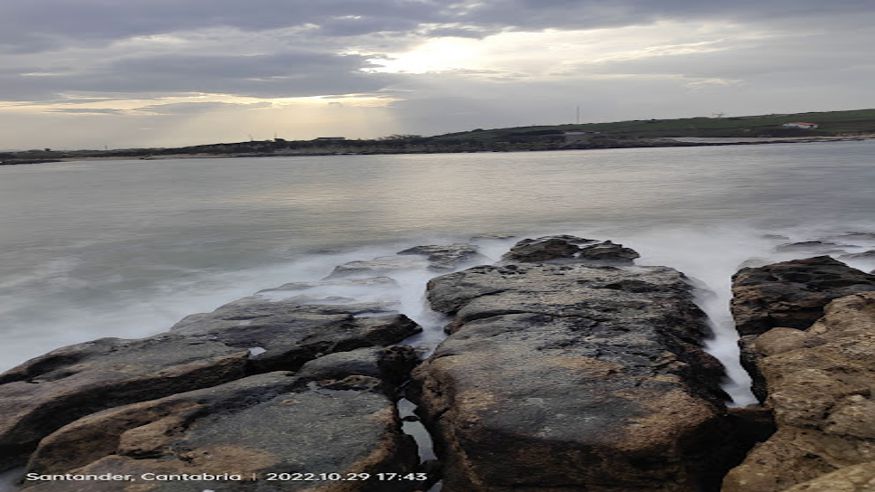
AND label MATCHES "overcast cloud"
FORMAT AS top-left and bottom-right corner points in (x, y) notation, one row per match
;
(0, 0), (873, 148)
